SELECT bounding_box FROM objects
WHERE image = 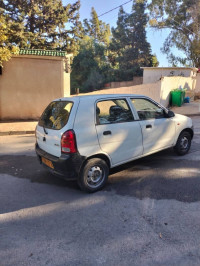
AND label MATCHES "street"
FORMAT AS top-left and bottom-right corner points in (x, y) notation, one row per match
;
(0, 116), (200, 265)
